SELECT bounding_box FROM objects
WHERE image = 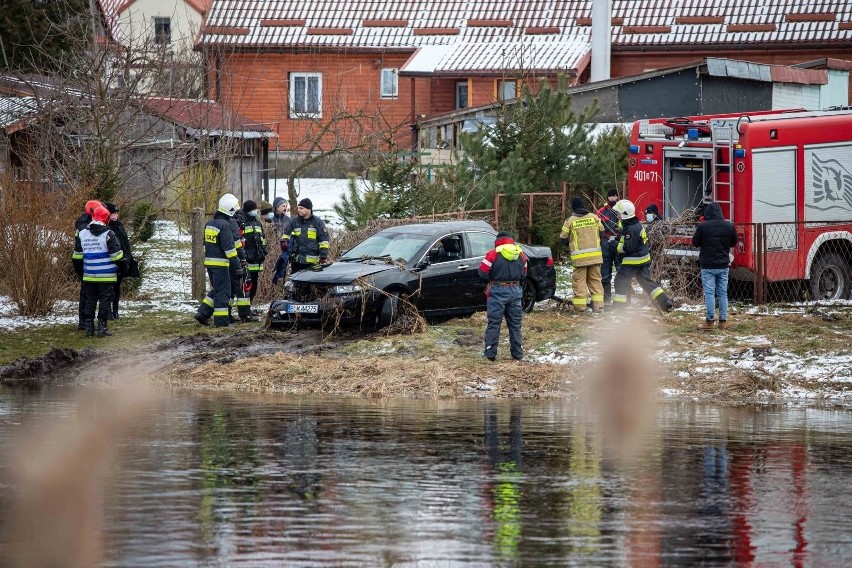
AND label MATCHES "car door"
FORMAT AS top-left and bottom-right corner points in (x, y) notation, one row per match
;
(417, 233), (474, 313)
(464, 230), (495, 310)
